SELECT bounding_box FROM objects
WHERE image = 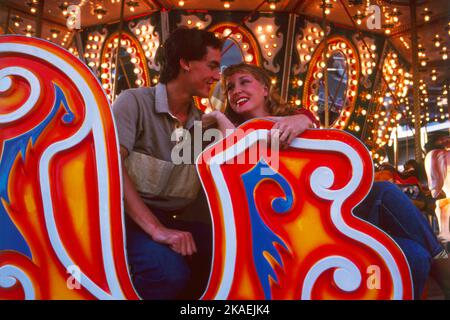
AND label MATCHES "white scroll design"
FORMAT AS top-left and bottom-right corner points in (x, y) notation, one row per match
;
(0, 265), (35, 300)
(0, 67), (40, 123)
